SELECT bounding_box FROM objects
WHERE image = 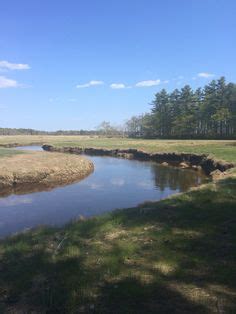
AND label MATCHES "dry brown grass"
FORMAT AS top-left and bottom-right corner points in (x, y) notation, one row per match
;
(0, 151), (94, 195)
